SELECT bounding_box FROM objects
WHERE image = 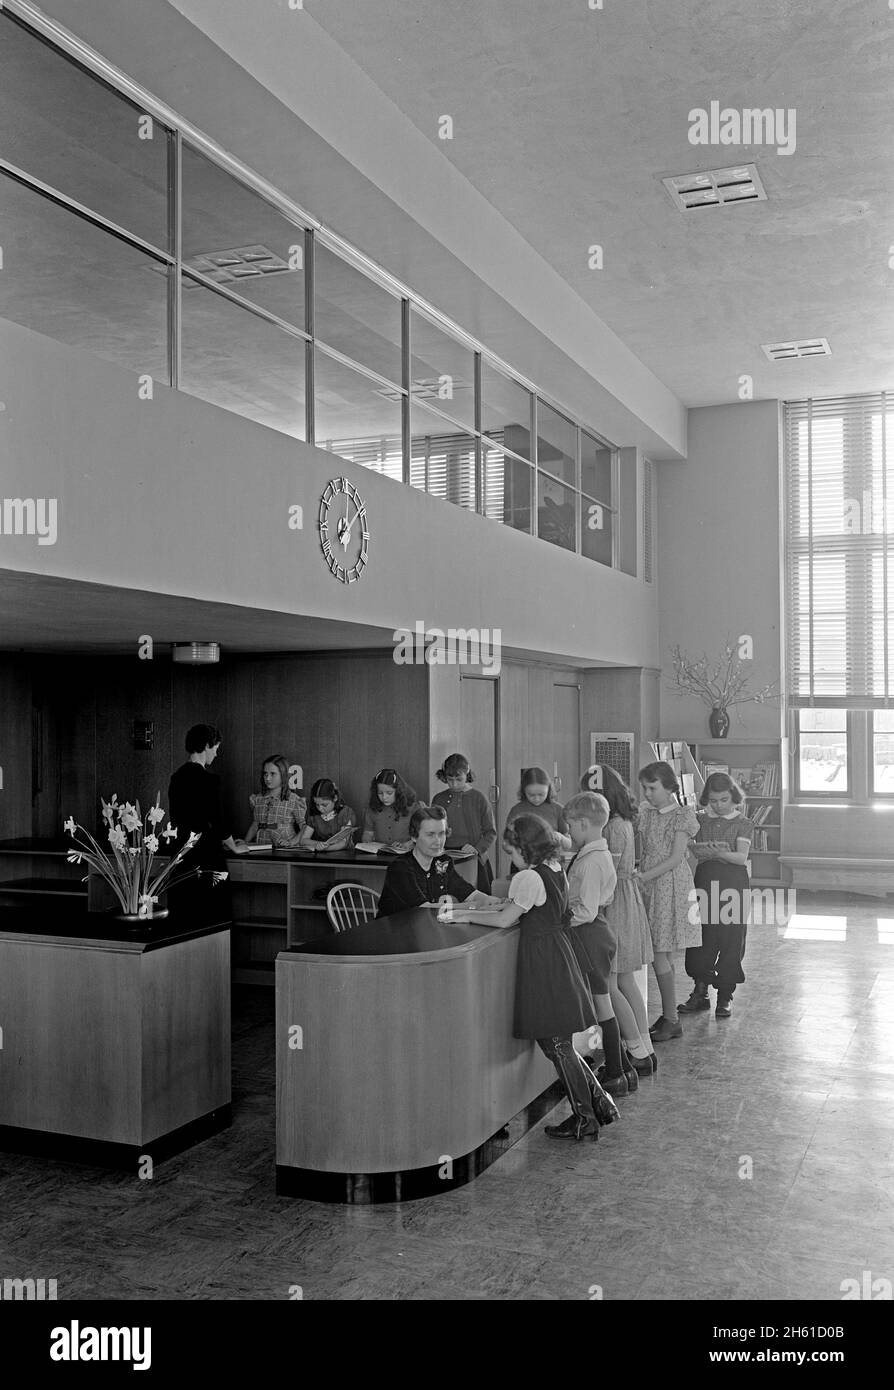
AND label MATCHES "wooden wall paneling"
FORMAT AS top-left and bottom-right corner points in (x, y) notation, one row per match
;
(0, 659), (33, 839)
(526, 666), (556, 771)
(579, 667), (649, 787)
(337, 654), (428, 816)
(93, 660), (173, 833)
(251, 656), (340, 804)
(58, 662), (99, 836)
(497, 662), (529, 866)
